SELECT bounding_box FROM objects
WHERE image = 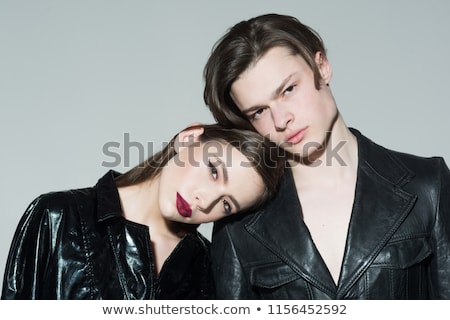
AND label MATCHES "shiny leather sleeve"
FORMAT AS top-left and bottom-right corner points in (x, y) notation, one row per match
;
(1, 194), (57, 299)
(429, 158), (450, 298)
